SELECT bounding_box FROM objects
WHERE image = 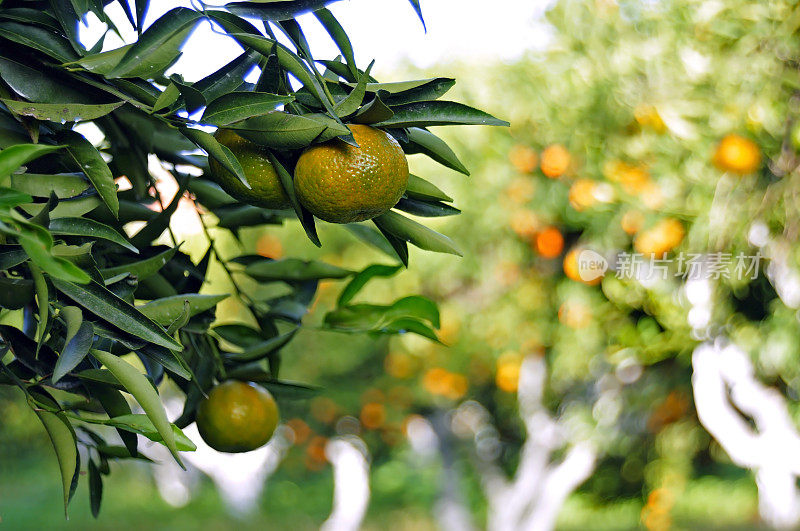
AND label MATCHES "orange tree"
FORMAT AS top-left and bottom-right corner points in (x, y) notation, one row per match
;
(0, 0), (506, 517)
